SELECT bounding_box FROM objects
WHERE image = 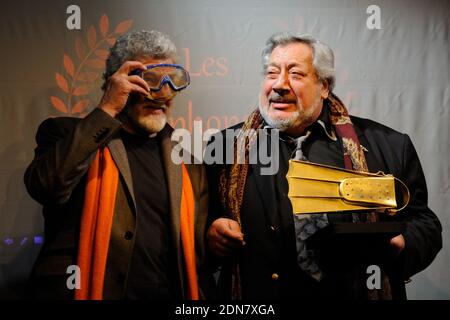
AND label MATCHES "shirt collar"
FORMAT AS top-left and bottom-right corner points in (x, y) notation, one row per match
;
(314, 104), (337, 141)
